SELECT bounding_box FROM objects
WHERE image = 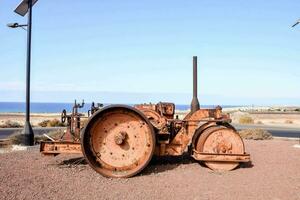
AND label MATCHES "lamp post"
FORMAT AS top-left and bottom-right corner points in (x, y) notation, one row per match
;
(291, 19), (300, 144)
(292, 19), (300, 28)
(7, 0), (39, 146)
